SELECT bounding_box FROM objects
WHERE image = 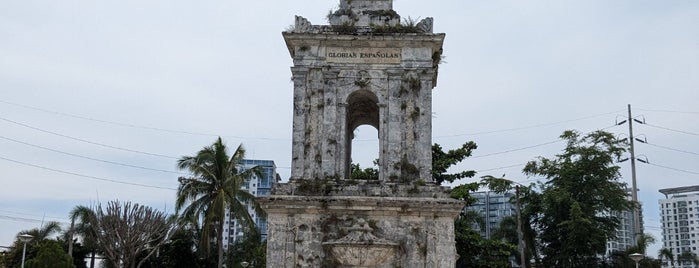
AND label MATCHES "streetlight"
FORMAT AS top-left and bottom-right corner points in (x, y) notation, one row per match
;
(629, 253), (643, 268)
(17, 234), (33, 268)
(240, 261), (250, 267)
